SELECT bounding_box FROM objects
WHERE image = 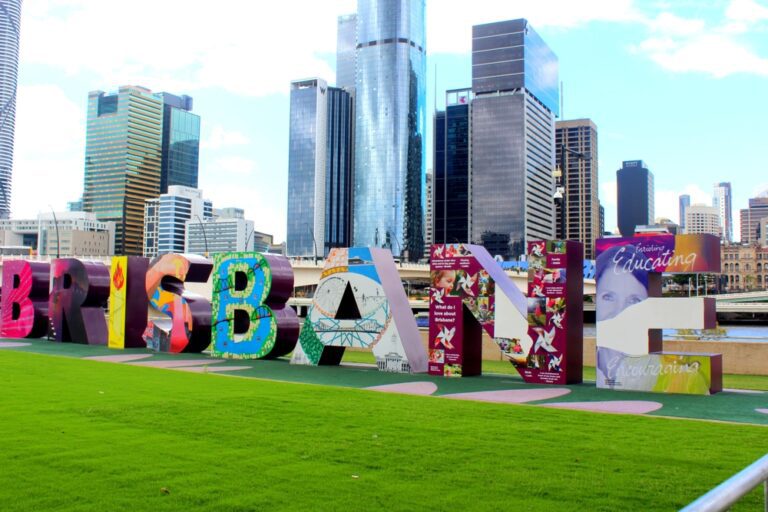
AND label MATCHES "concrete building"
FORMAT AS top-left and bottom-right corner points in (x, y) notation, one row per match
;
(555, 119), (599, 259)
(143, 185), (212, 257)
(685, 204), (721, 237)
(424, 168), (433, 253)
(740, 195), (768, 244)
(0, 212), (115, 256)
(185, 208), (254, 255)
(722, 244), (768, 291)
